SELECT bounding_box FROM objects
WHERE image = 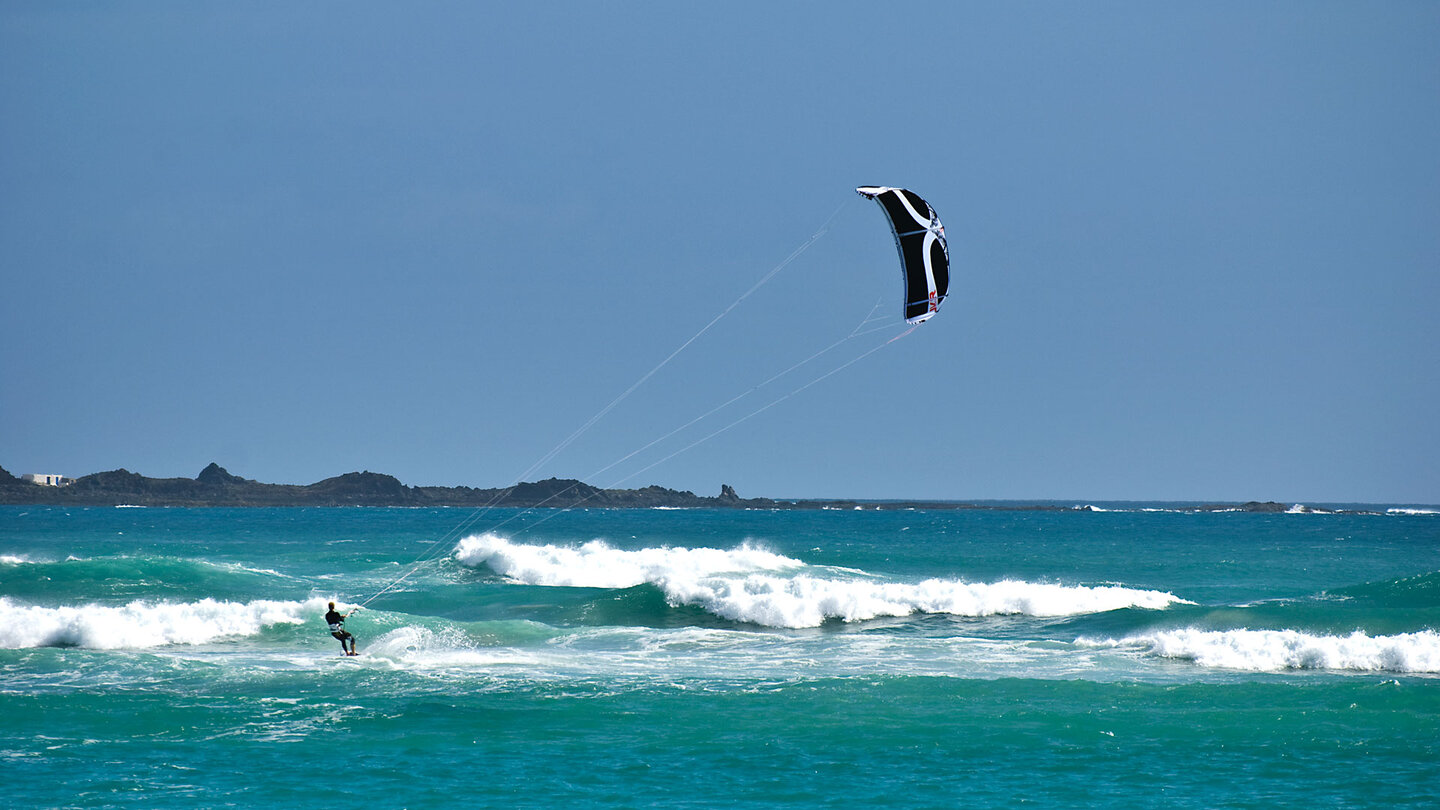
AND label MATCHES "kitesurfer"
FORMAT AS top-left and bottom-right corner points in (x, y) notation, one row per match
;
(325, 601), (358, 656)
